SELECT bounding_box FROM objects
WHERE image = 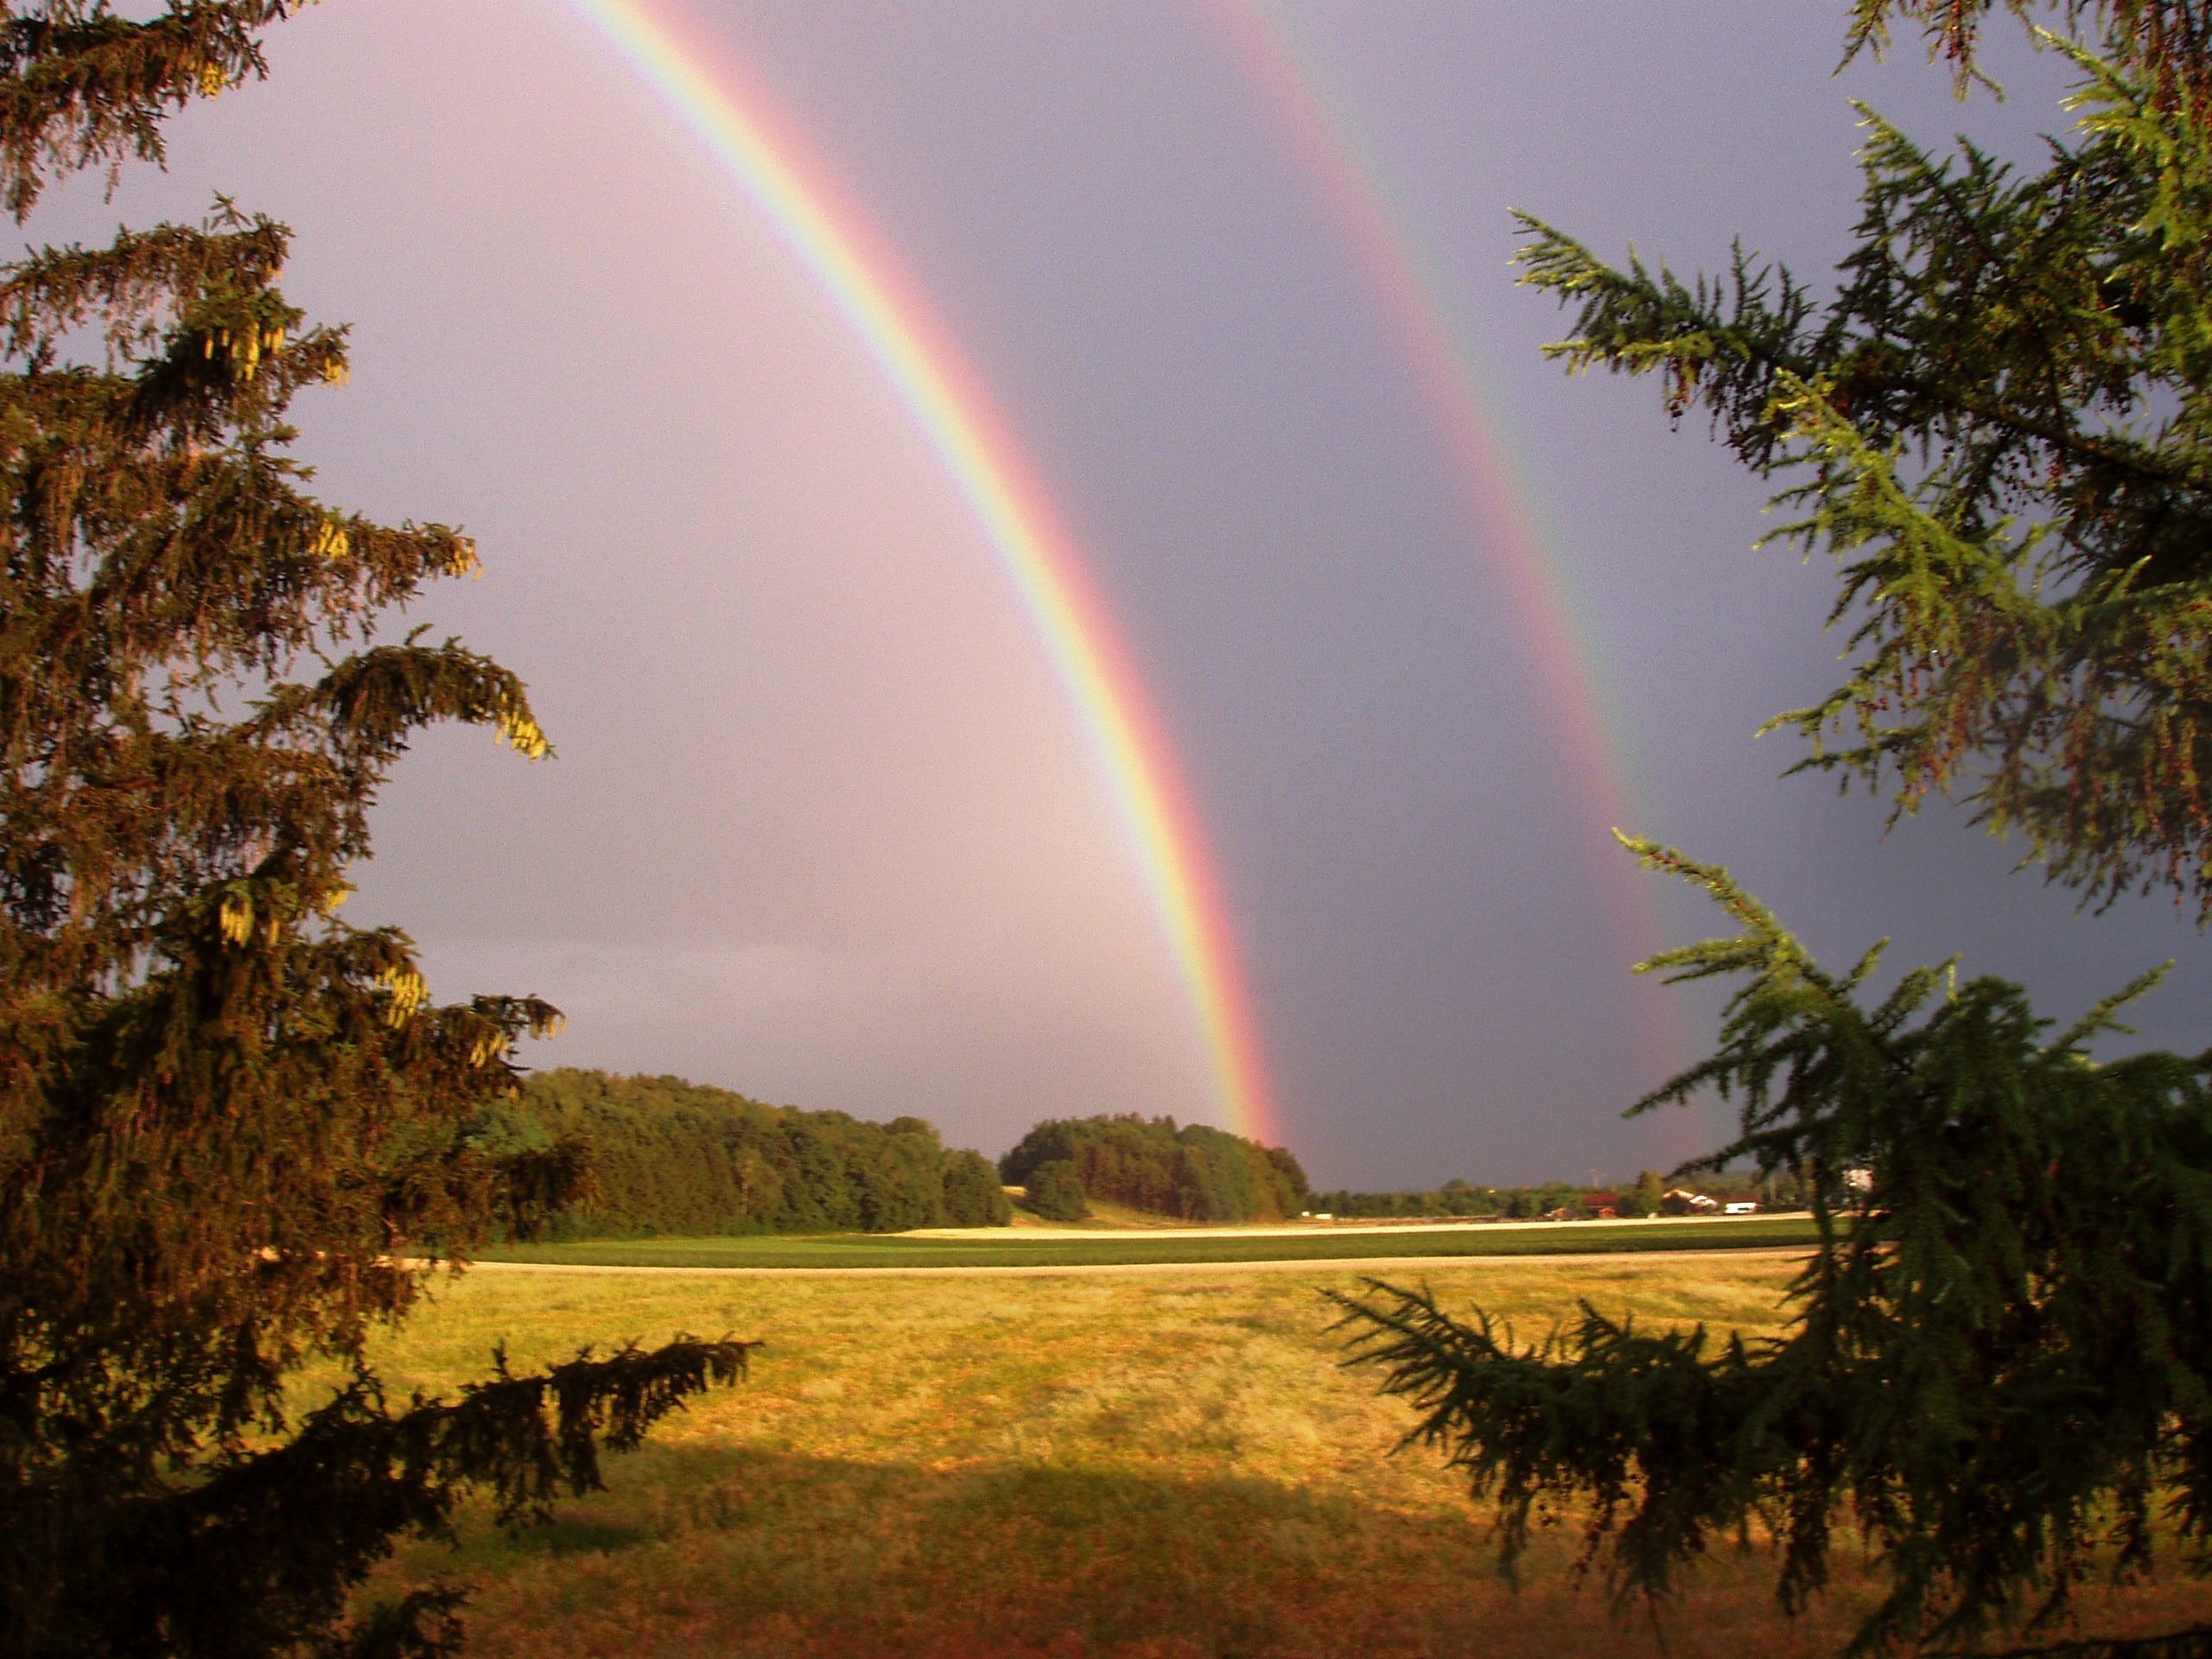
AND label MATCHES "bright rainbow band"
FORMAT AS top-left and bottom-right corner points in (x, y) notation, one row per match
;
(1217, 0), (1688, 1079)
(565, 0), (1281, 1145)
